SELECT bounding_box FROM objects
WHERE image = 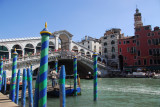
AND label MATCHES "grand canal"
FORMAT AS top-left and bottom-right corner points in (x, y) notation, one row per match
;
(24, 78), (160, 107)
